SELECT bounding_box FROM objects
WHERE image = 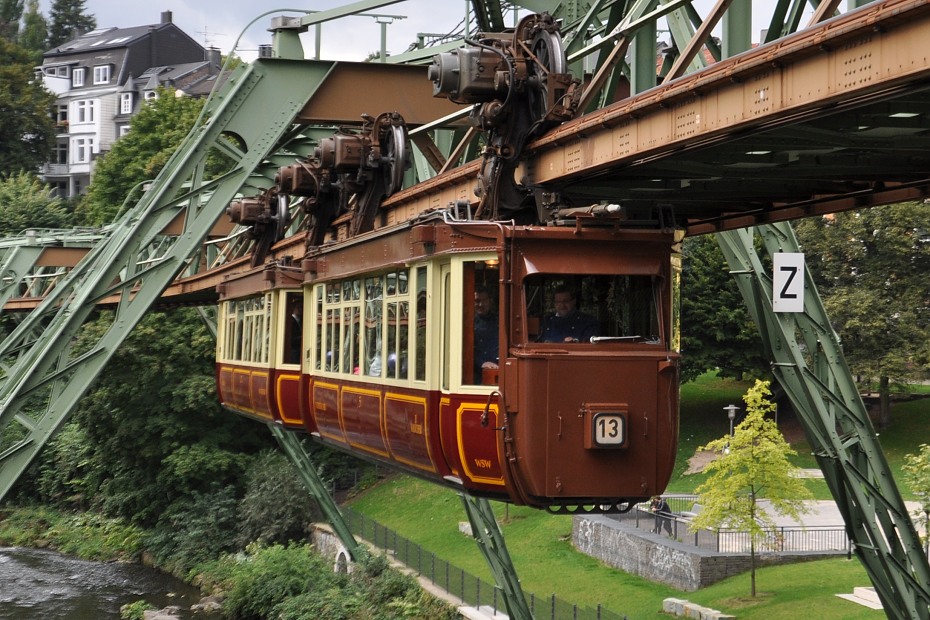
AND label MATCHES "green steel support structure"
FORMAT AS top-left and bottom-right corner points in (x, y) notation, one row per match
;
(0, 56), (335, 500)
(716, 223), (930, 620)
(460, 494), (534, 620)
